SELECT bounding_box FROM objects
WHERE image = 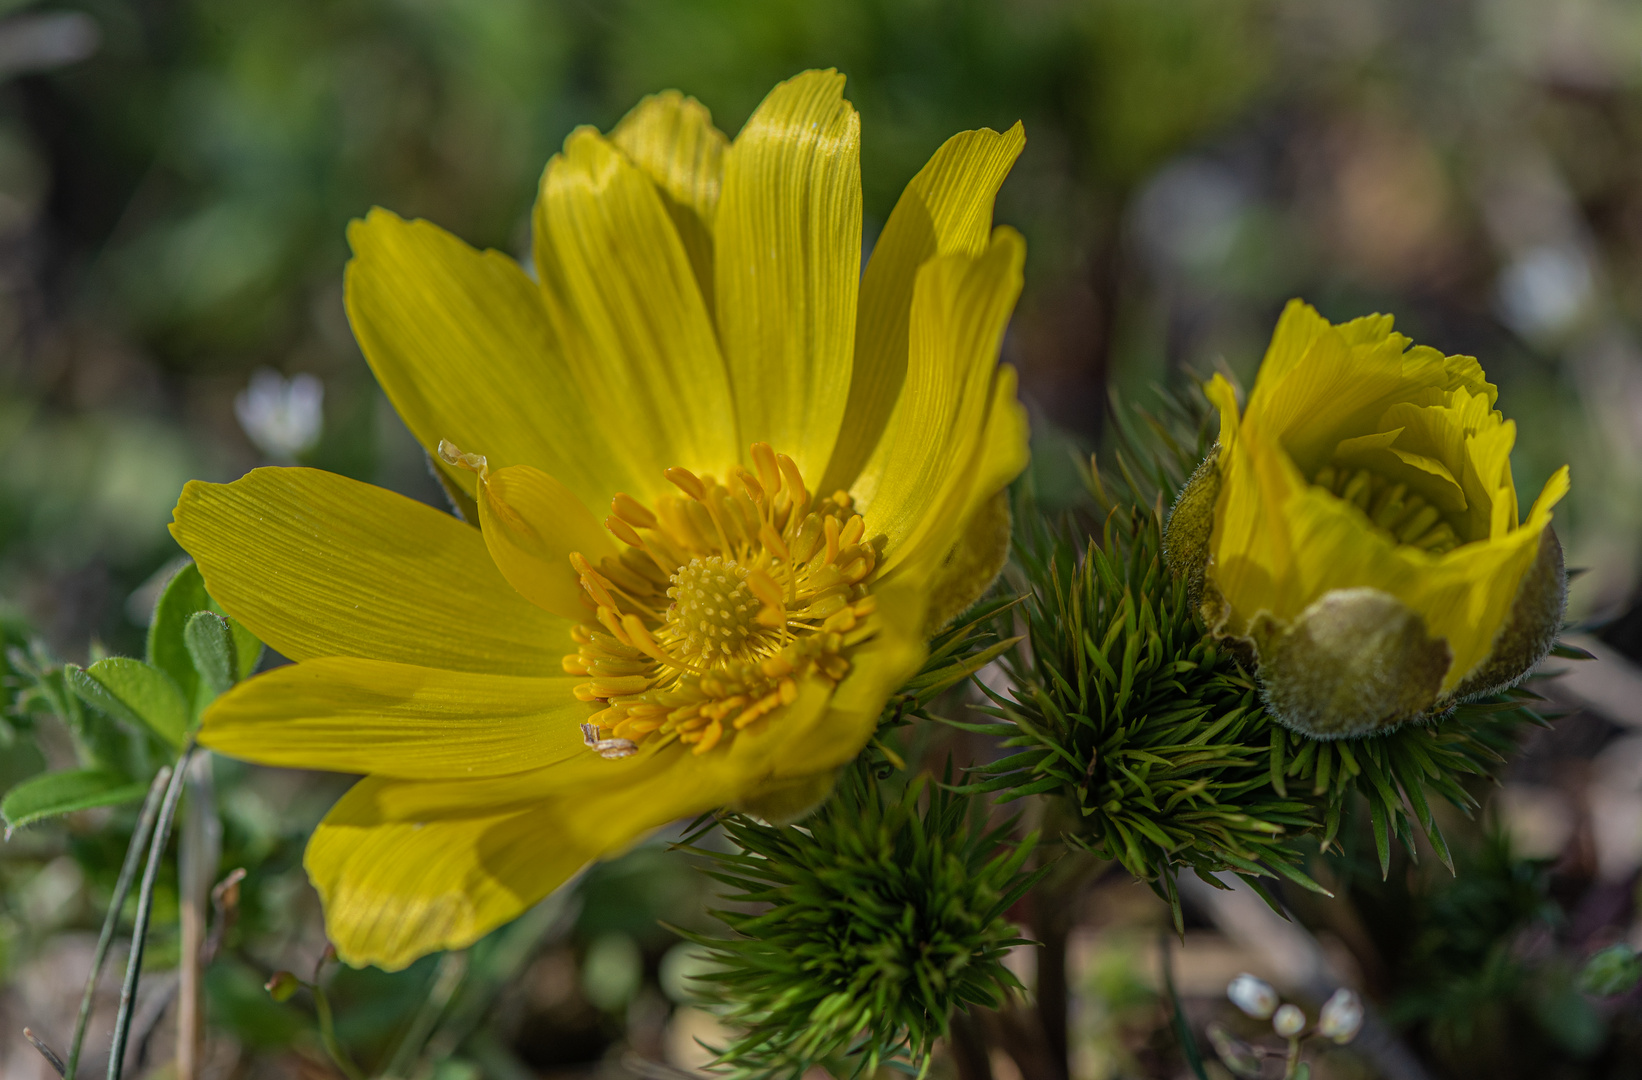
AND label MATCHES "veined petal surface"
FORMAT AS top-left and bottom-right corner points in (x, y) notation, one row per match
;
(309, 744), (748, 969)
(344, 210), (641, 509)
(862, 228), (1027, 578)
(533, 127), (738, 496)
(170, 467), (567, 675)
(715, 69), (861, 479)
(201, 657), (588, 779)
(823, 123), (1025, 495)
(610, 90), (728, 310)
